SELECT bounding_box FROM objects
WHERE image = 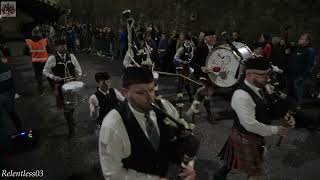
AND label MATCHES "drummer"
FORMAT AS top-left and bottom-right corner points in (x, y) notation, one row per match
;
(43, 39), (82, 138)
